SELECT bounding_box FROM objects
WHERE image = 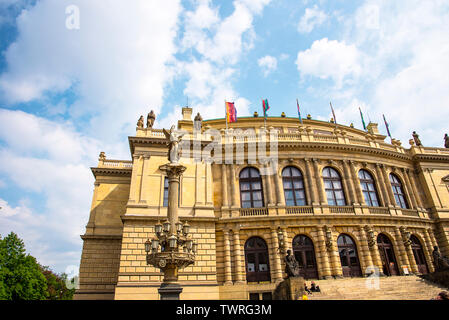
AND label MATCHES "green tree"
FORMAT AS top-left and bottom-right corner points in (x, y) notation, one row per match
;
(0, 232), (48, 300)
(40, 265), (75, 300)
